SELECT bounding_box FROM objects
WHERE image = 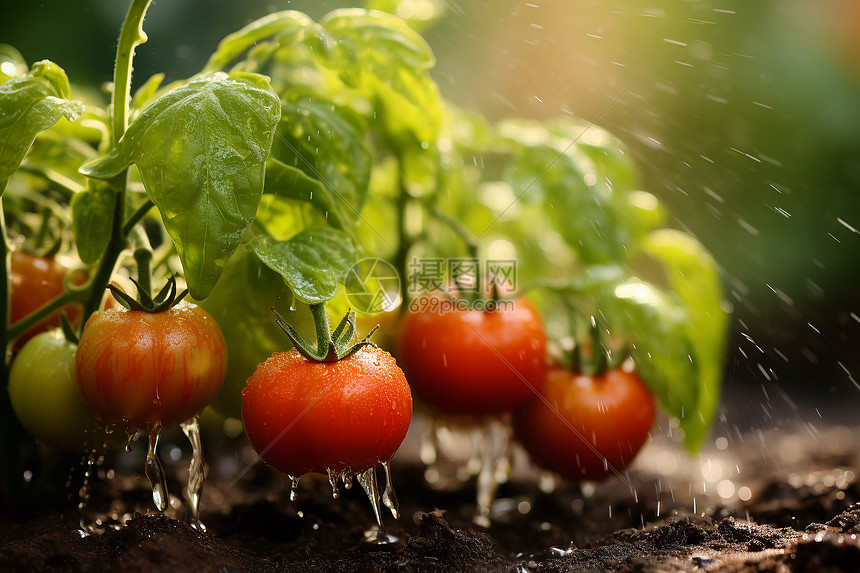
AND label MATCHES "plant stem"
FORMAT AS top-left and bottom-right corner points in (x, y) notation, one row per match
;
(112, 0), (152, 147)
(15, 164), (83, 197)
(81, 0), (153, 323)
(122, 199), (154, 236)
(392, 161), (414, 314)
(6, 291), (80, 341)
